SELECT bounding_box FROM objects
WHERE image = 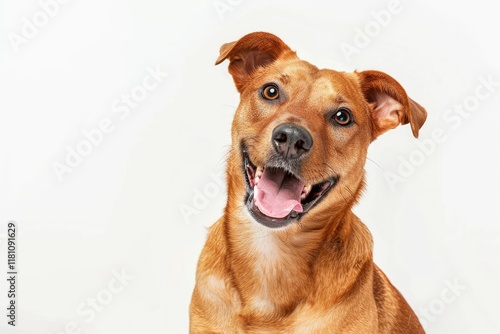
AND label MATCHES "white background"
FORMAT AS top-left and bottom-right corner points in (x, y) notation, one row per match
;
(1, 0), (499, 333)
